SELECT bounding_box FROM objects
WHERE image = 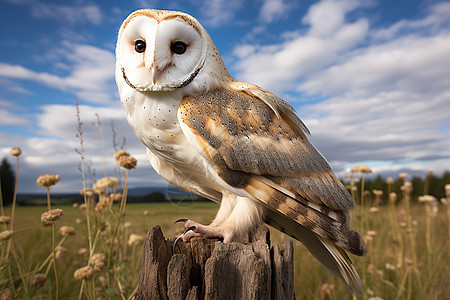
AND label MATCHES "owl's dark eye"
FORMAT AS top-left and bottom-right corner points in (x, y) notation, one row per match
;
(171, 41), (187, 55)
(134, 40), (146, 53)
